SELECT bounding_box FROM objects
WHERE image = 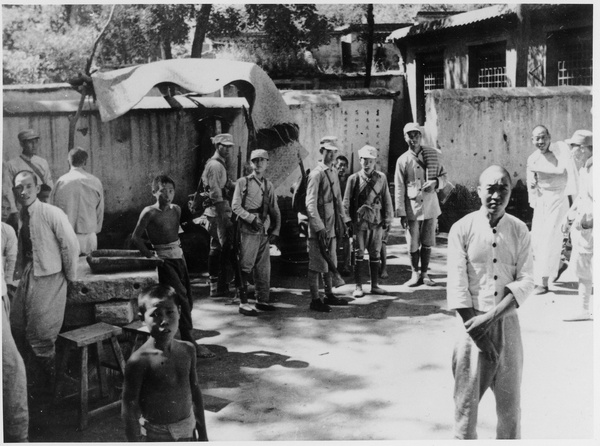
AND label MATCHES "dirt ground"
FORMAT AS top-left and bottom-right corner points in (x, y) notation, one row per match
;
(27, 226), (596, 443)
